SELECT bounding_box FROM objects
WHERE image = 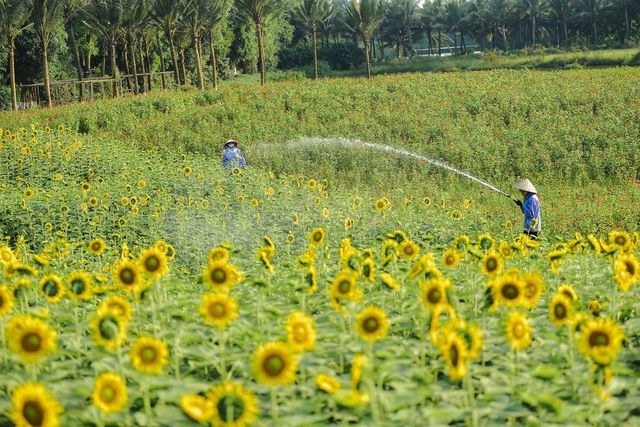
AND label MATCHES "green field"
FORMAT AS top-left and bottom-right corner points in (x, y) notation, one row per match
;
(0, 68), (639, 426)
